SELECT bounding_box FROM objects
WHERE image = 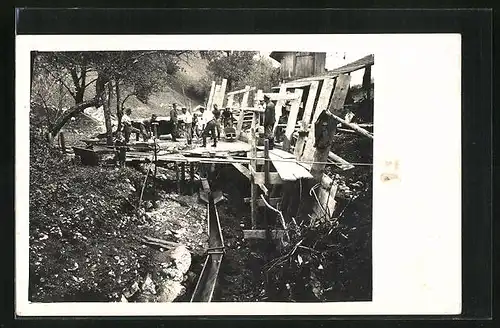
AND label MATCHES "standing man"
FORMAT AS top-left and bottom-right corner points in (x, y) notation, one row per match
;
(212, 104), (222, 140)
(263, 94), (276, 149)
(181, 107), (193, 145)
(170, 103), (178, 142)
(202, 109), (221, 148)
(222, 106), (234, 128)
